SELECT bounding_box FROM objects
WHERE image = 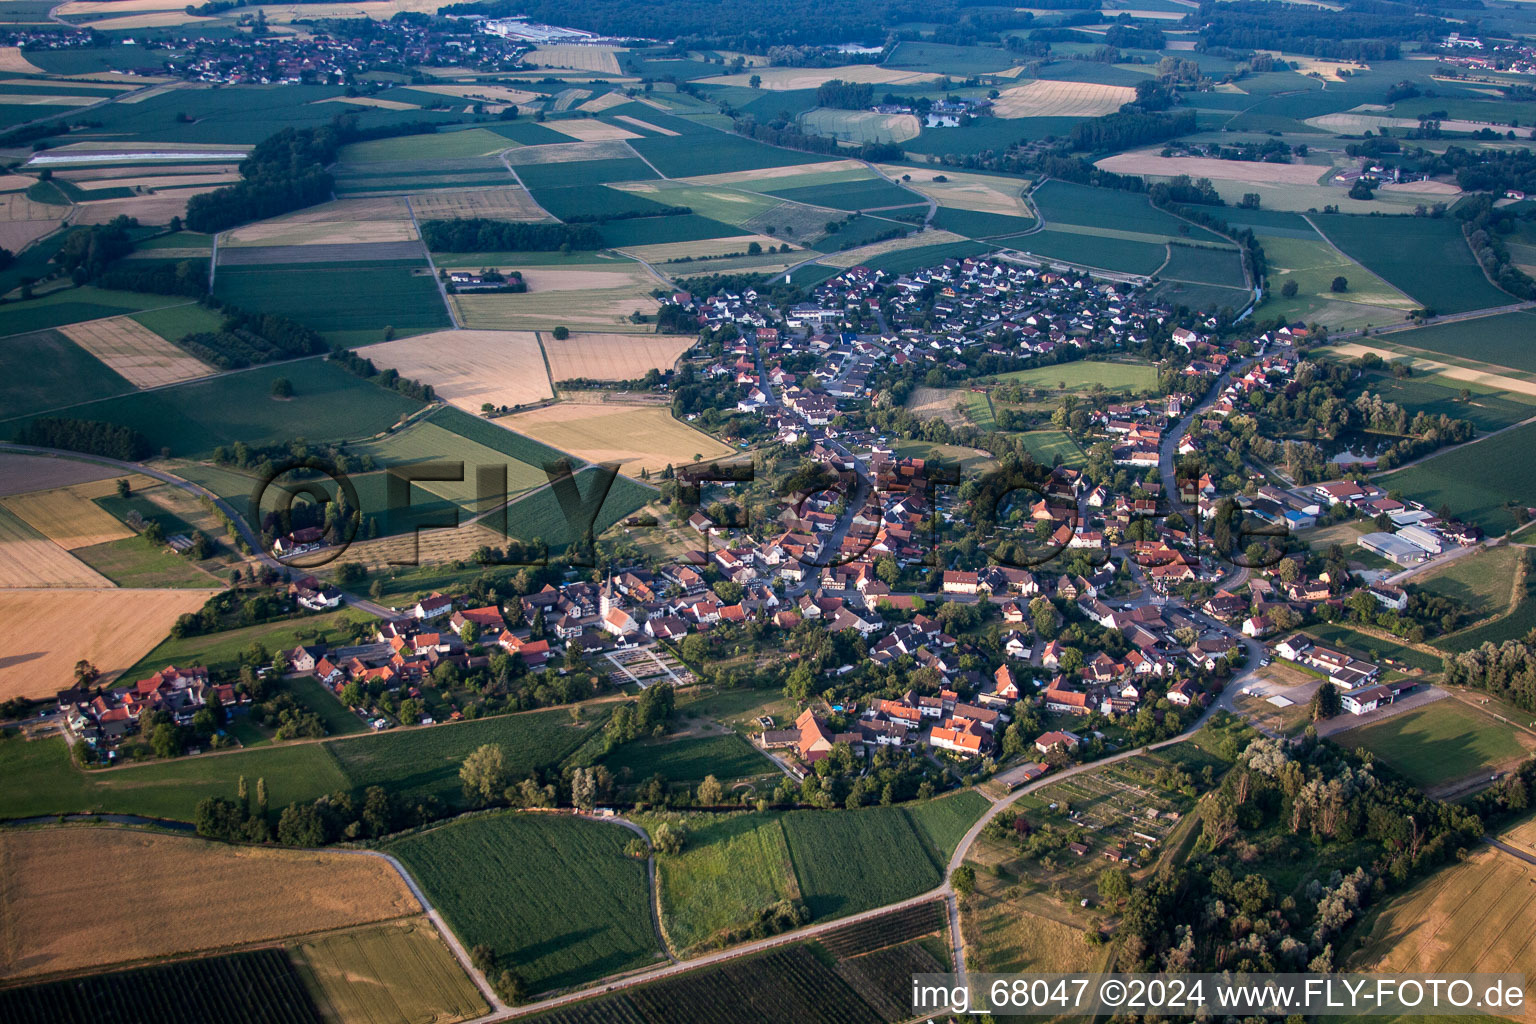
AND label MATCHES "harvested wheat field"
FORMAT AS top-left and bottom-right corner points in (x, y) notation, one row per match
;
(335, 522), (512, 572)
(0, 827), (420, 979)
(0, 92), (100, 106)
(526, 44), (624, 75)
(503, 139), (635, 166)
(453, 265), (661, 334)
(0, 194), (66, 253)
(71, 193), (210, 226)
(613, 114), (678, 136)
(411, 83), (541, 106)
(0, 47), (45, 74)
(223, 196), (416, 247)
(74, 171), (238, 192)
(544, 331), (695, 382)
(992, 80), (1136, 118)
(544, 119), (641, 142)
(0, 453), (124, 497)
(0, 509), (113, 588)
(877, 165), (1030, 216)
(579, 92), (632, 114)
(0, 588), (216, 699)
(2, 475), (153, 549)
(905, 385), (971, 427)
(1350, 843), (1536, 1021)
(506, 404), (732, 475)
(700, 65), (941, 91)
(1095, 150), (1330, 186)
(1379, 179), (1463, 196)
(76, 11), (214, 28)
(672, 158), (869, 189)
(617, 234), (788, 263)
(823, 229), (969, 268)
(408, 188), (550, 222)
(60, 316), (214, 388)
(317, 94), (419, 111)
(363, 329), (553, 411)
